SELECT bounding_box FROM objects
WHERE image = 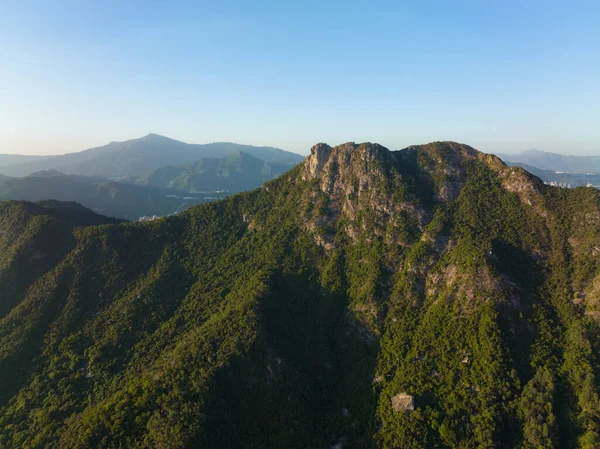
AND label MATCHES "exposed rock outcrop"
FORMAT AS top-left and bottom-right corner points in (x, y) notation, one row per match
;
(391, 393), (415, 412)
(305, 143), (333, 179)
